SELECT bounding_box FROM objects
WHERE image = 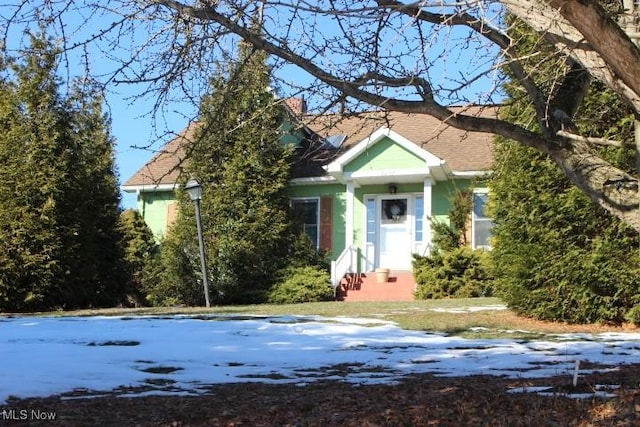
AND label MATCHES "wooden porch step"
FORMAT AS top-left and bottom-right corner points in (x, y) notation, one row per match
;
(337, 271), (416, 302)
